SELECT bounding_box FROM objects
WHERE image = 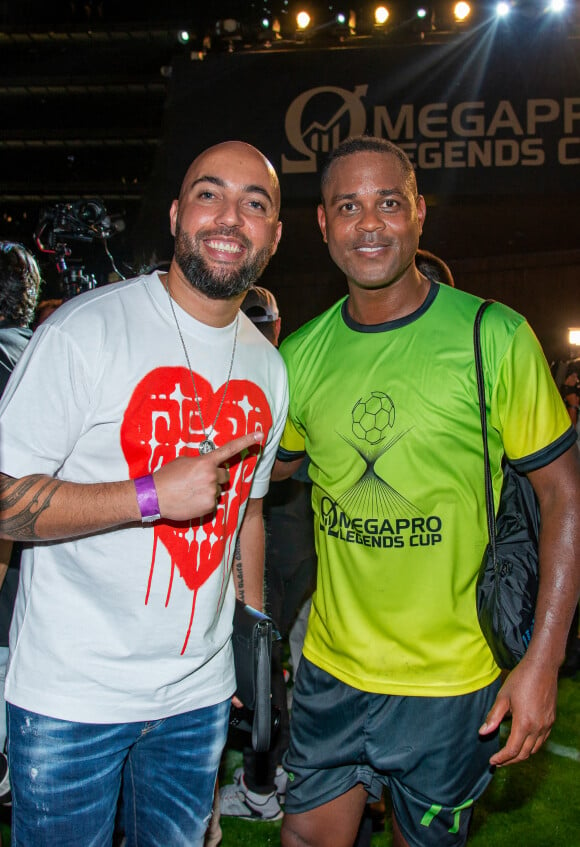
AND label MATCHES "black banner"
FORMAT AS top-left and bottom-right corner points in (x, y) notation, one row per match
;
(159, 30), (580, 200)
